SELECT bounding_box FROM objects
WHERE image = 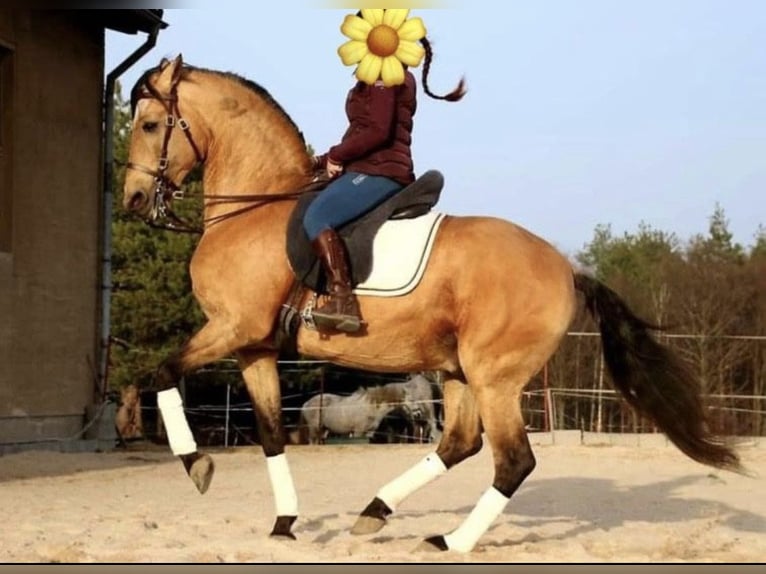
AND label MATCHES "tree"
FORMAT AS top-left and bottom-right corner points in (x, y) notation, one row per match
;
(751, 225), (766, 260)
(108, 81), (208, 391)
(577, 221), (681, 325)
(686, 203), (745, 265)
(743, 225), (766, 434)
(674, 206), (750, 403)
(565, 207), (765, 435)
